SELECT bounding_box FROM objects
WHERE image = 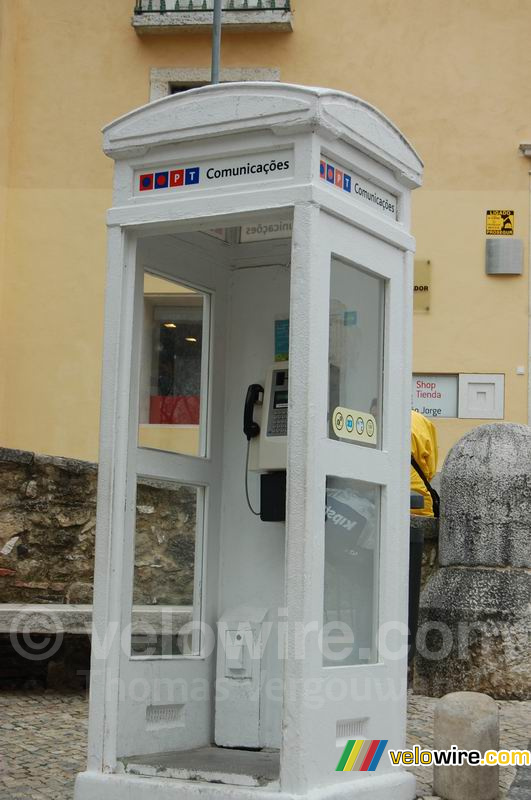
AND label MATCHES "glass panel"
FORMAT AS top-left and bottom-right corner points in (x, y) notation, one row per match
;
(131, 478), (202, 657)
(328, 258), (384, 448)
(138, 273), (208, 456)
(323, 476), (380, 666)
